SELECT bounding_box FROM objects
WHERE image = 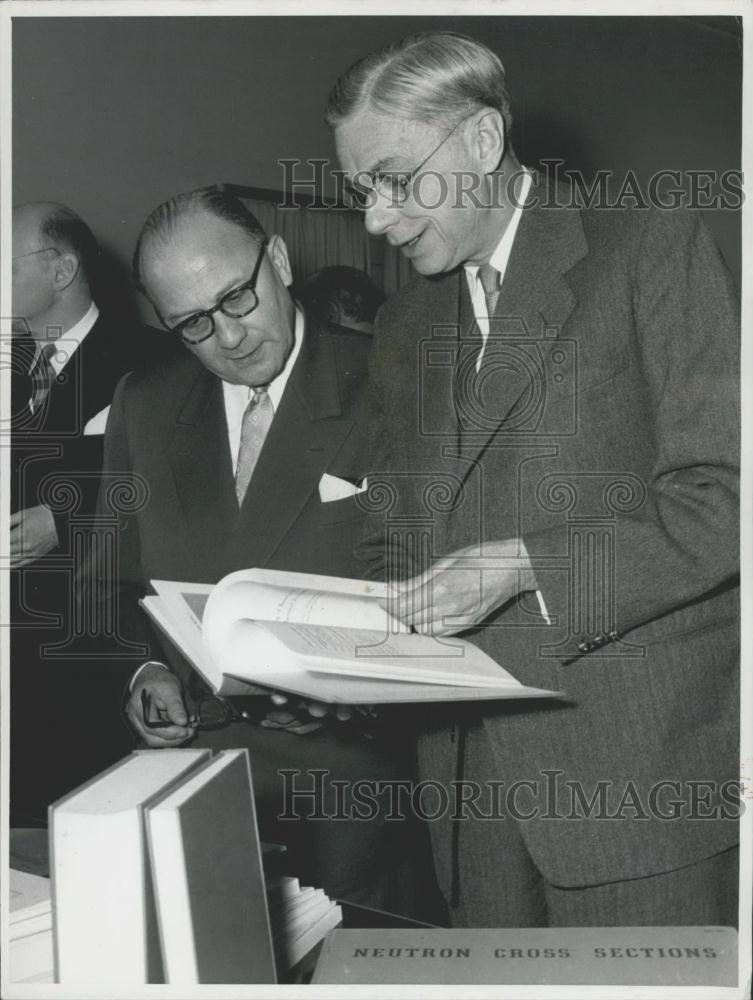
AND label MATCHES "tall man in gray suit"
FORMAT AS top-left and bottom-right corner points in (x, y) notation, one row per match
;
(327, 31), (740, 926)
